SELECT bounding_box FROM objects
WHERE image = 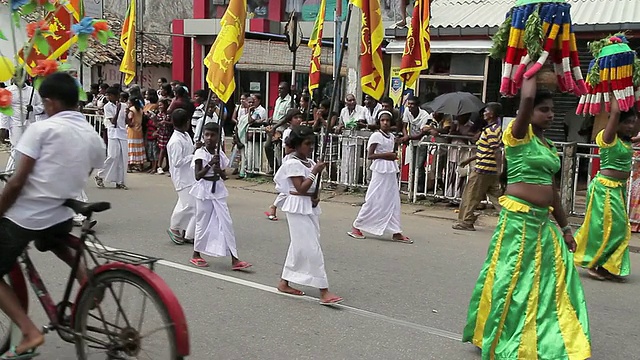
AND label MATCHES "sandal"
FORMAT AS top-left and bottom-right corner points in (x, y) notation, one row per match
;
(320, 296), (343, 306)
(231, 261), (252, 271)
(393, 235), (413, 244)
(347, 229), (366, 239)
(167, 229), (185, 245)
(0, 346), (39, 359)
(452, 223), (476, 231)
(264, 211), (278, 221)
(587, 268), (606, 281)
(190, 258), (209, 267)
